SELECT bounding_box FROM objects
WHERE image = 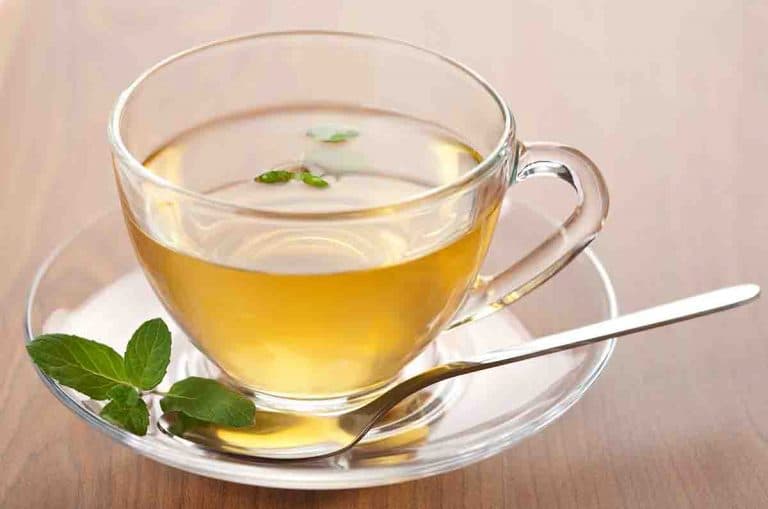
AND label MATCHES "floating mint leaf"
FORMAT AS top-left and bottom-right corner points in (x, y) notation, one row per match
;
(306, 125), (359, 143)
(299, 172), (330, 188)
(254, 165), (332, 188)
(255, 170), (294, 183)
(107, 384), (140, 406)
(124, 318), (171, 390)
(101, 396), (149, 436)
(27, 334), (130, 400)
(160, 377), (255, 427)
